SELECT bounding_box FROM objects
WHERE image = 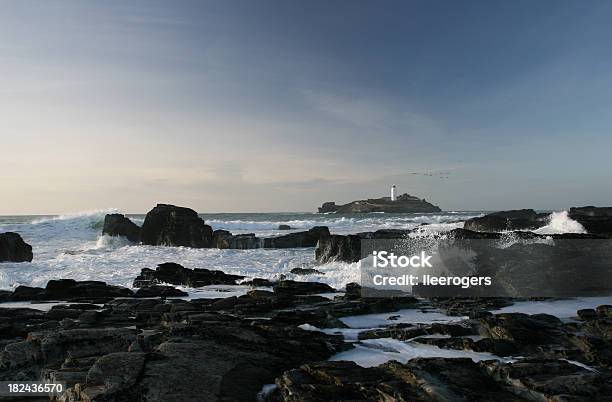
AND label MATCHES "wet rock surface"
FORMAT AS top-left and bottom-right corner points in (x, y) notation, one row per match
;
(270, 357), (612, 401)
(132, 262), (244, 288)
(140, 204), (214, 247)
(0, 232), (33, 262)
(569, 206), (612, 236)
(103, 205), (332, 250)
(264, 226), (330, 248)
(1, 266), (611, 401)
(2, 279), (134, 302)
(101, 214), (141, 243)
(464, 209), (548, 232)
